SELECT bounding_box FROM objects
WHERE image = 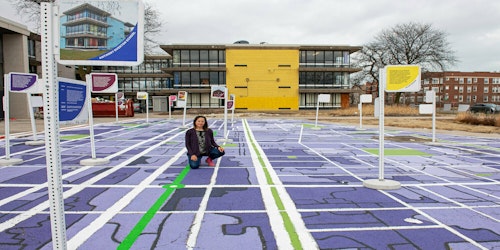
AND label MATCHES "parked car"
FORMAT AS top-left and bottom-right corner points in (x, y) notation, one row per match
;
(467, 103), (500, 114)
